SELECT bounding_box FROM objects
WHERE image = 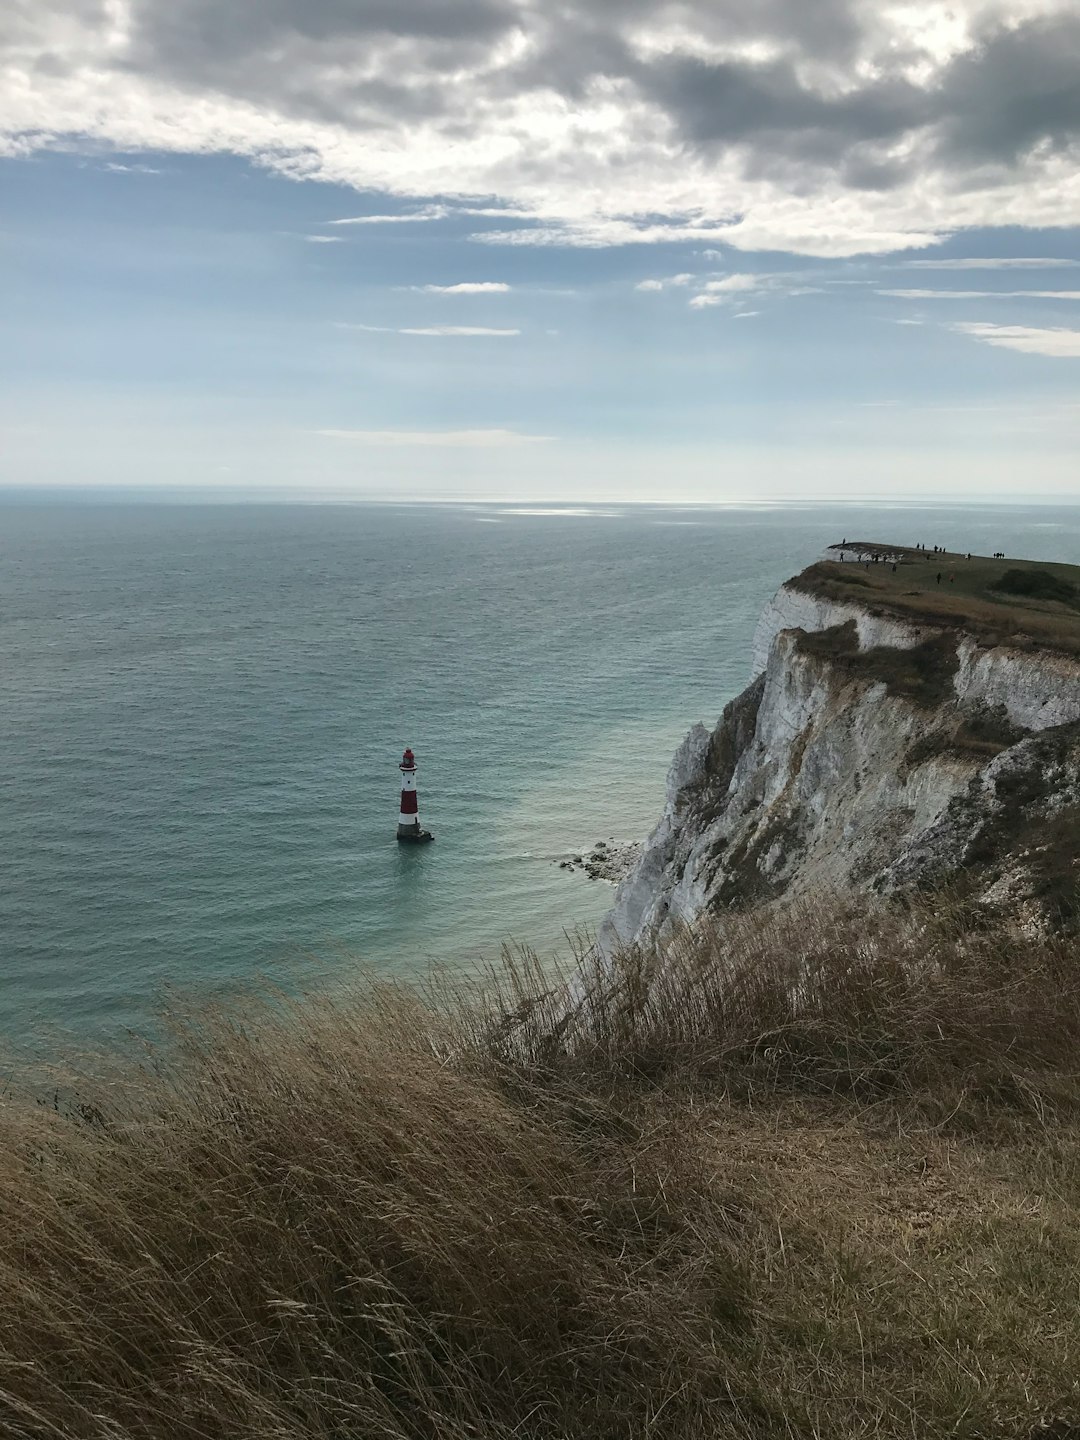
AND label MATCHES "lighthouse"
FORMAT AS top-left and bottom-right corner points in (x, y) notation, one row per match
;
(397, 748), (434, 844)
